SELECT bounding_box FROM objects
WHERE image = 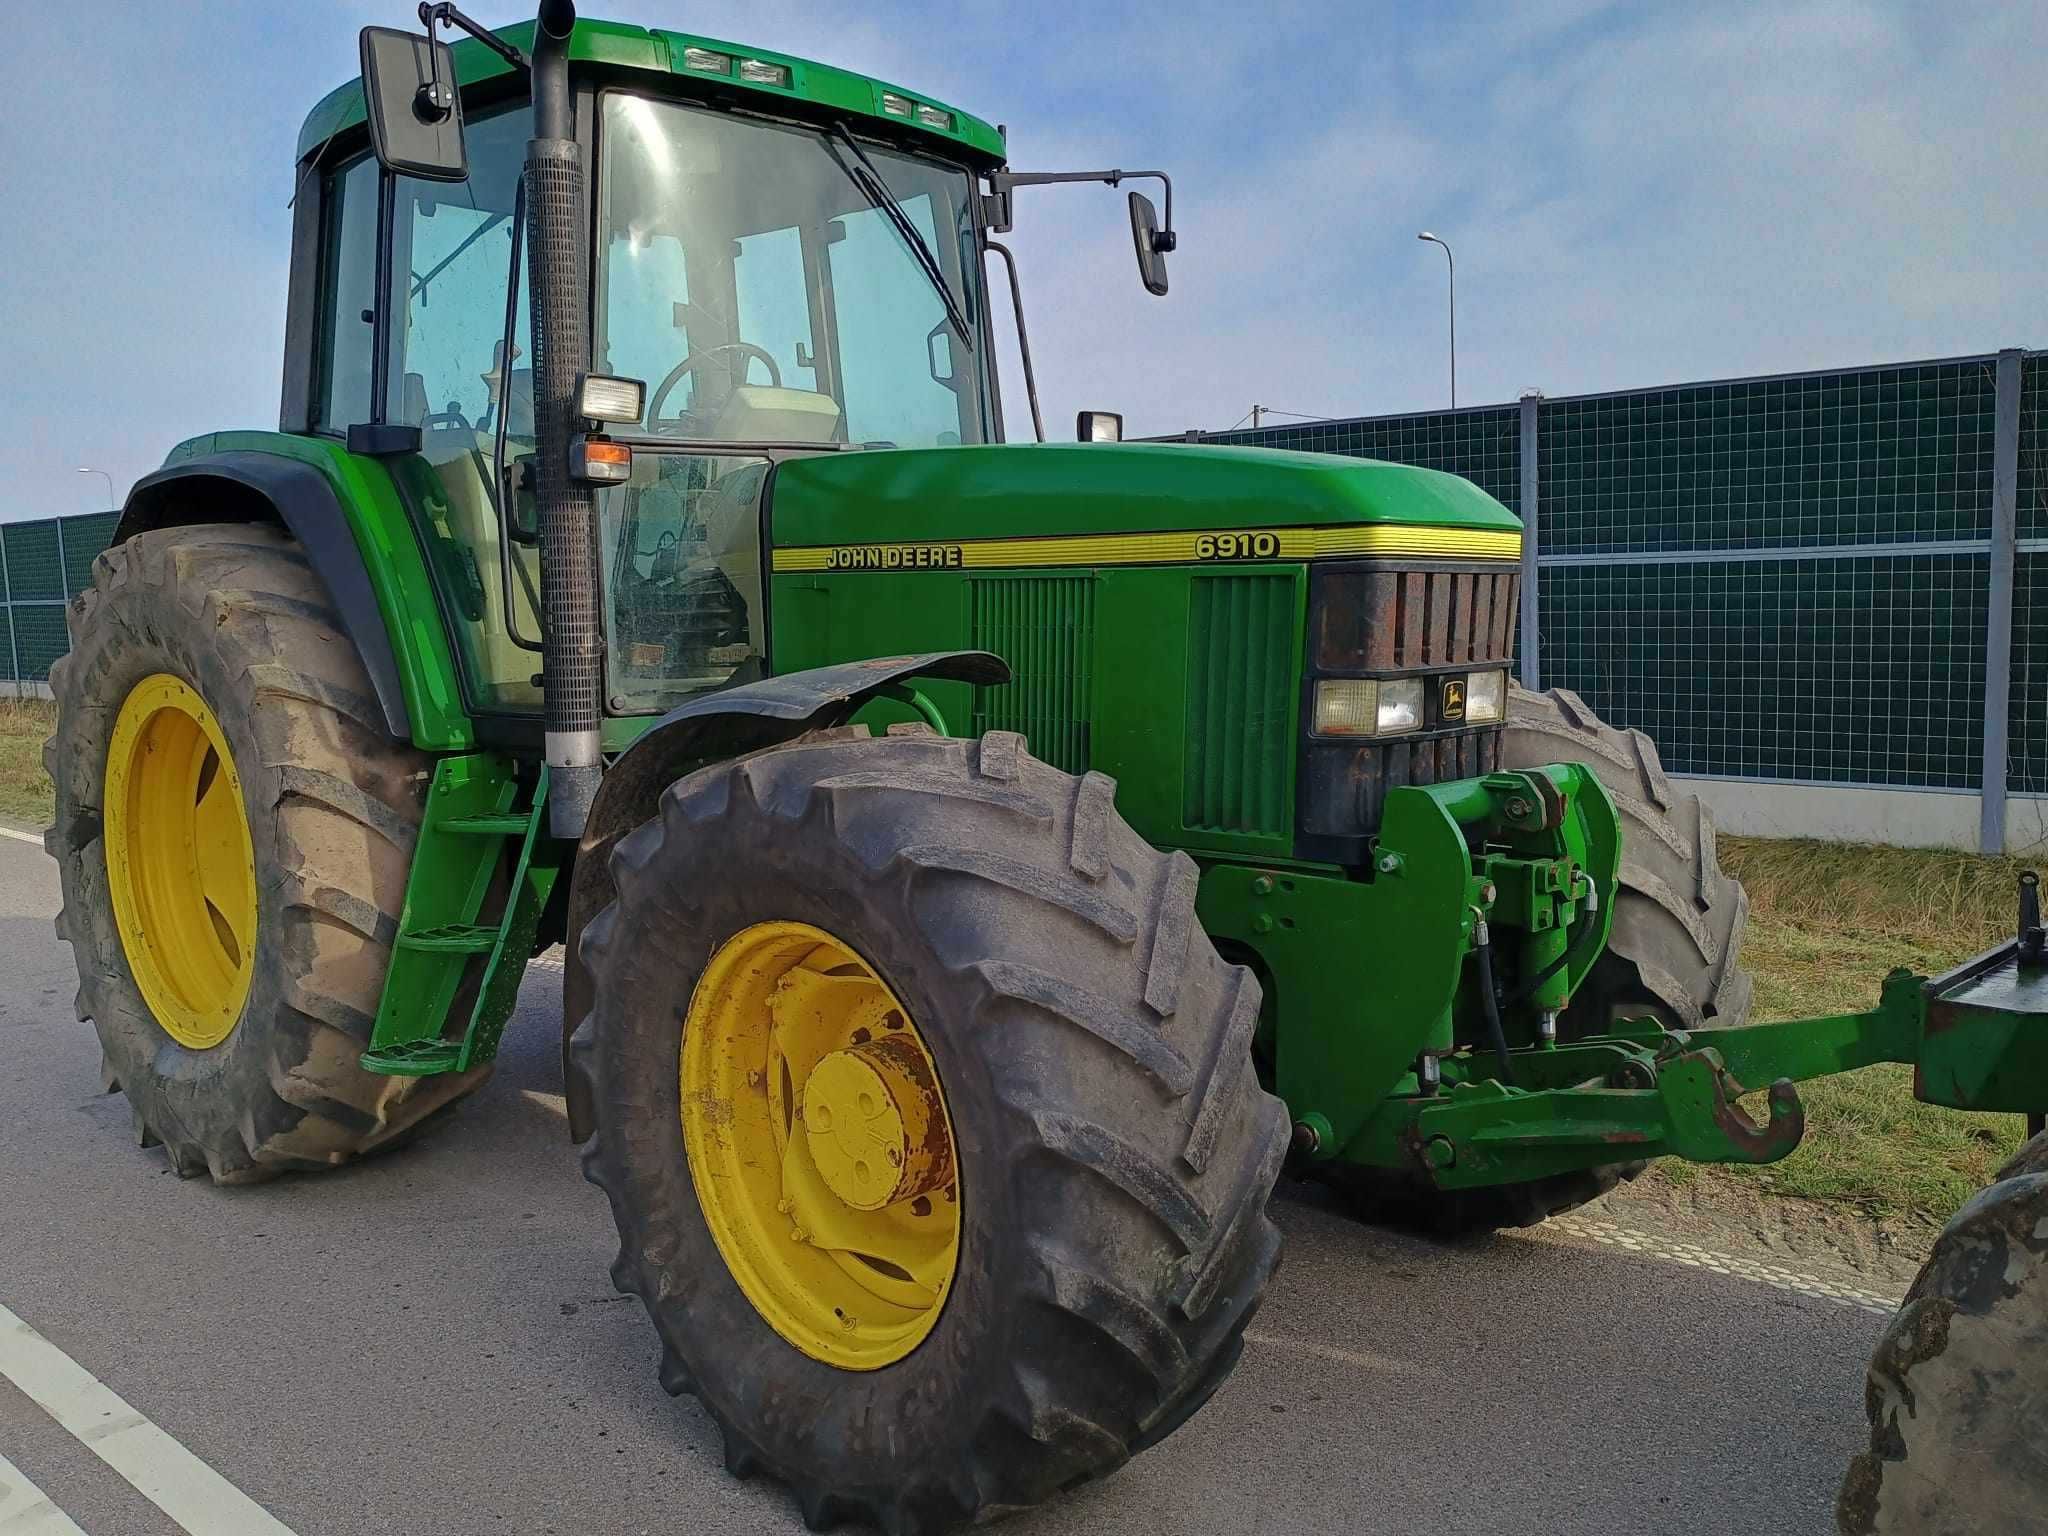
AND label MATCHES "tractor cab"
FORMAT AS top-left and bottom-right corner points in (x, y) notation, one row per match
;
(291, 14), (1163, 737)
